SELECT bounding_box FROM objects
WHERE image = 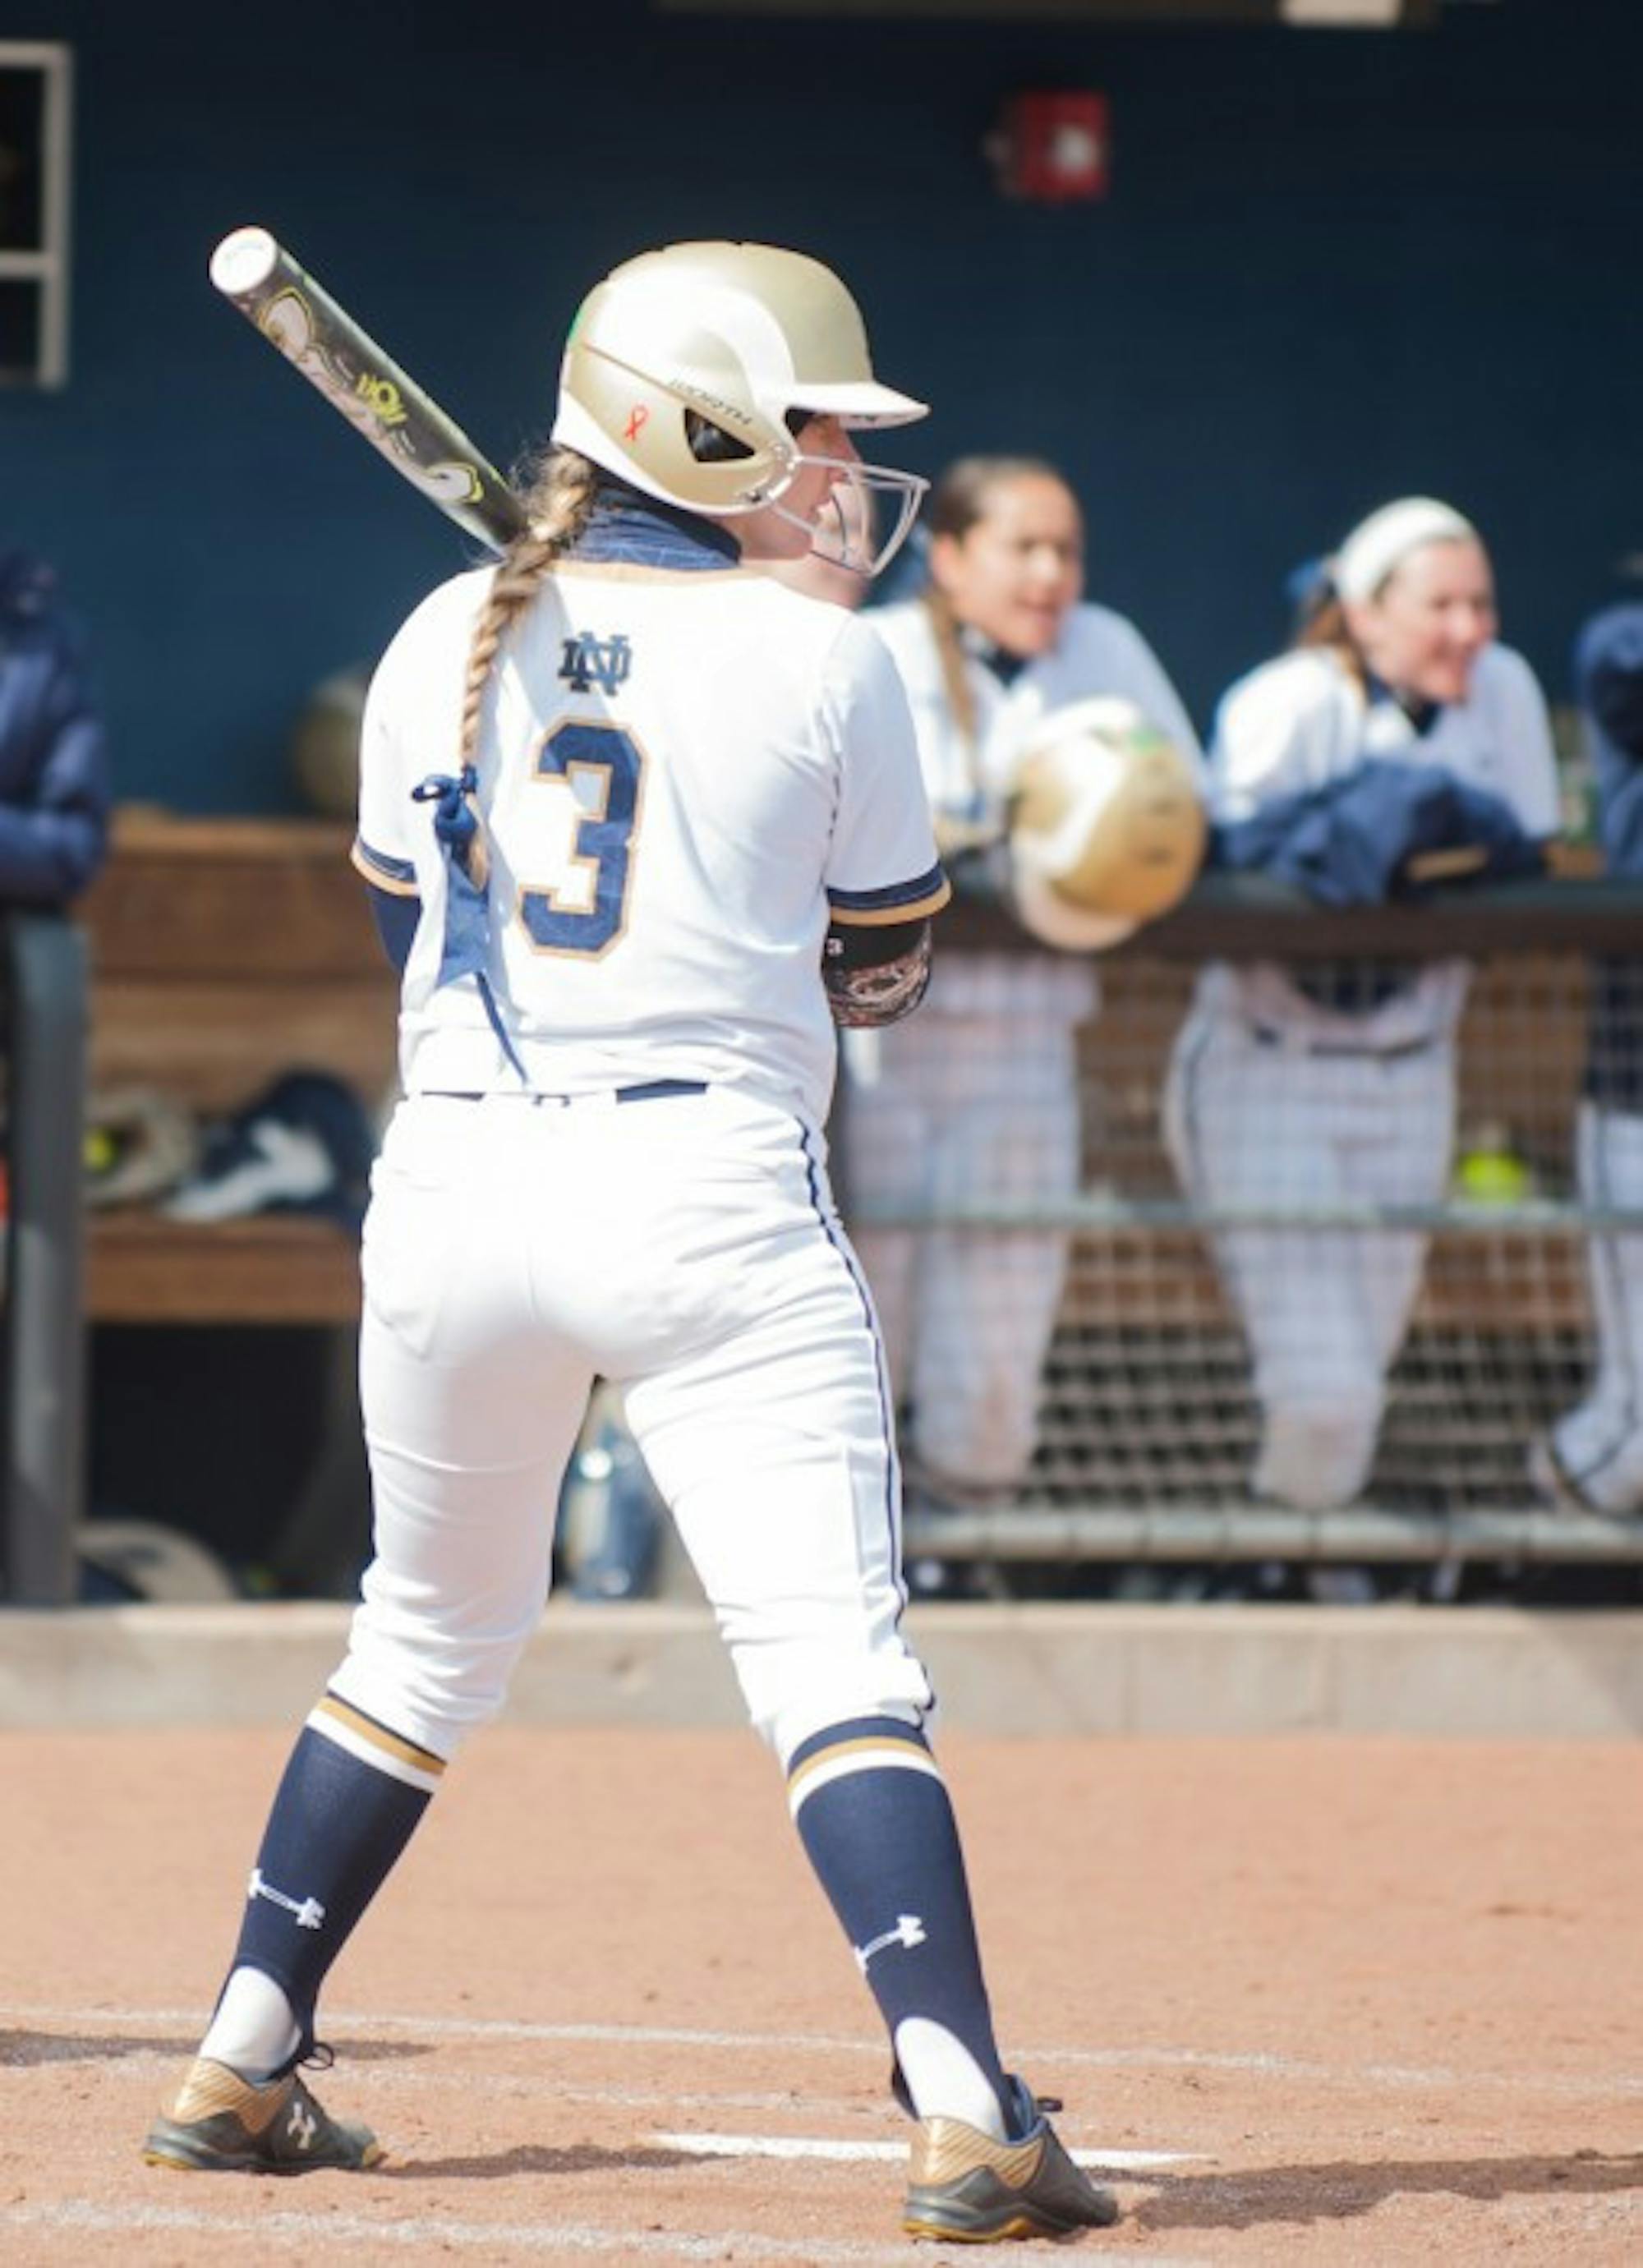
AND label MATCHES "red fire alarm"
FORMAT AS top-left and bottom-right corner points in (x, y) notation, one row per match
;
(987, 91), (1111, 205)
